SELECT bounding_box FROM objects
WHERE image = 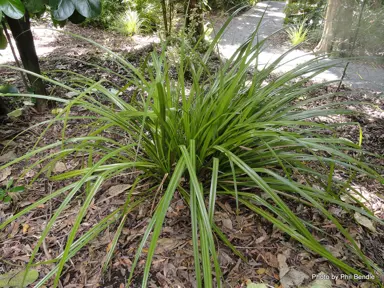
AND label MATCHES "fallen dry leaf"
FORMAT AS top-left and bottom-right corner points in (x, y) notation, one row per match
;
(107, 184), (132, 197)
(256, 268), (266, 275)
(222, 218), (233, 230)
(53, 162), (67, 173)
(303, 272), (332, 288)
(325, 242), (344, 258)
(277, 253), (309, 288)
(263, 251), (279, 268)
(155, 238), (183, 254)
(106, 241), (113, 253)
(22, 223), (30, 234)
(0, 167), (11, 182)
(354, 212), (376, 232)
(0, 151), (17, 163)
(245, 279), (268, 288)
